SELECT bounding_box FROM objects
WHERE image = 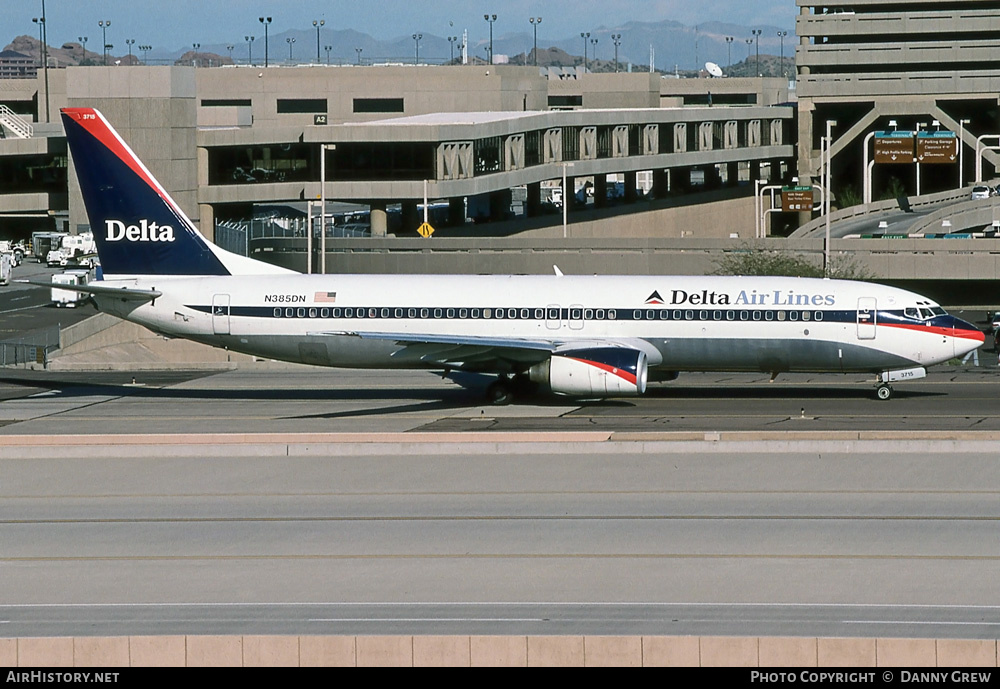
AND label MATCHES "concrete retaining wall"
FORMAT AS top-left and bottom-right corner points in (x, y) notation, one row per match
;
(1, 636), (996, 667)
